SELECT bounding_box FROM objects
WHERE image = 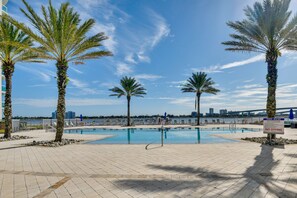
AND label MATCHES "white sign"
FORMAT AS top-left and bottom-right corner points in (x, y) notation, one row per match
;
(263, 118), (284, 134)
